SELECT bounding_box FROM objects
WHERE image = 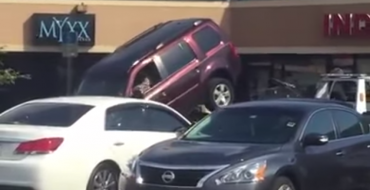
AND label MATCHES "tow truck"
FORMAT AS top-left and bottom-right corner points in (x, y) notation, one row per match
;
(315, 73), (369, 113)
